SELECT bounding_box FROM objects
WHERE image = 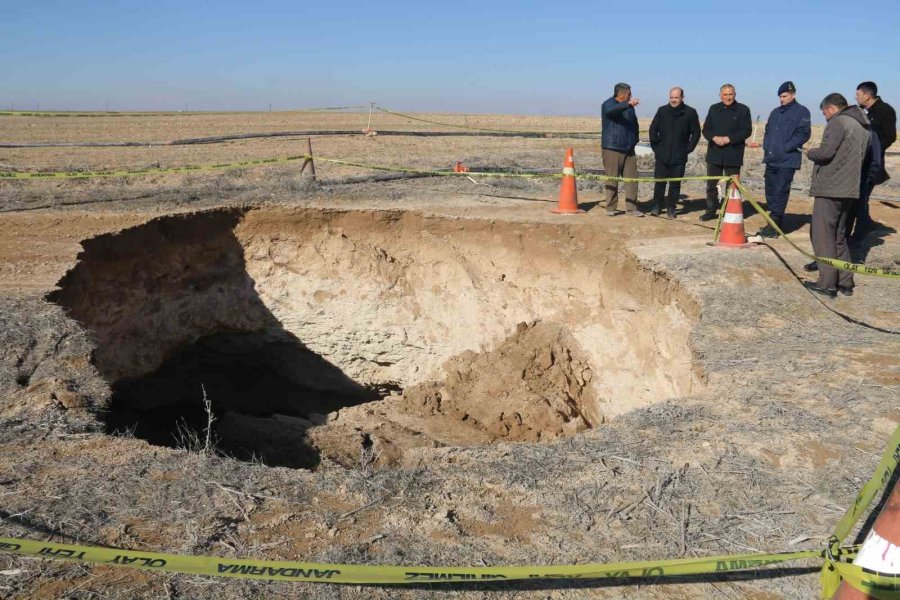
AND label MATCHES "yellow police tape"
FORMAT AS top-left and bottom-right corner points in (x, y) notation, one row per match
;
(1, 155), (897, 281)
(820, 424), (900, 599)
(374, 106), (603, 137)
(0, 538), (850, 584)
(0, 426), (896, 593)
(733, 180), (900, 280)
(0, 155), (309, 179)
(0, 153), (723, 183)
